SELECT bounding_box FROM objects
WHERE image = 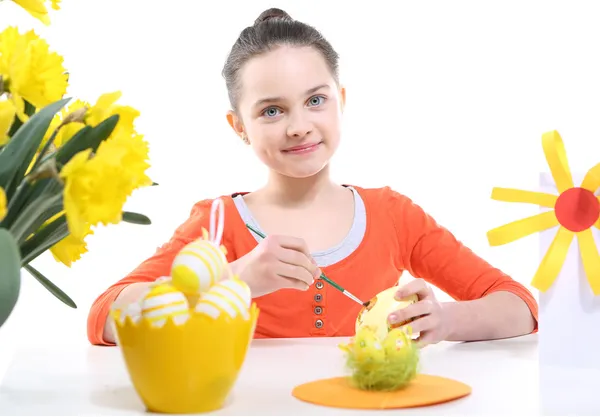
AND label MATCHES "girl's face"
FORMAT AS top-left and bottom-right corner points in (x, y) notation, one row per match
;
(228, 45), (345, 179)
